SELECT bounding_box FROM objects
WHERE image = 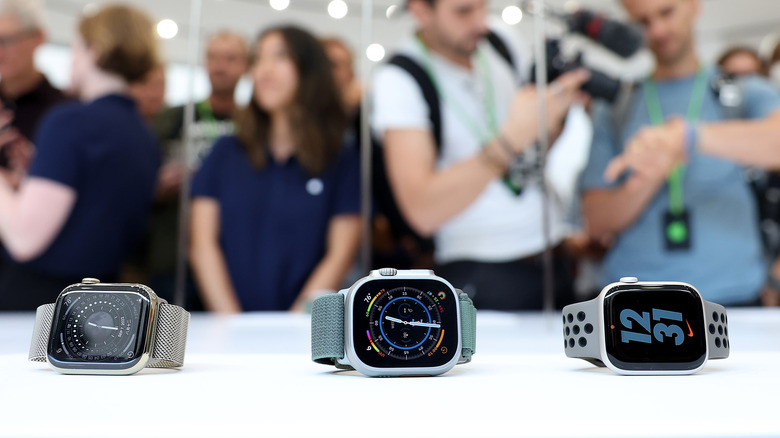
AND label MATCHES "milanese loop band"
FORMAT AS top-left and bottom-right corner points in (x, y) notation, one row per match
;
(29, 301), (190, 368)
(147, 303), (190, 367)
(29, 303), (56, 362)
